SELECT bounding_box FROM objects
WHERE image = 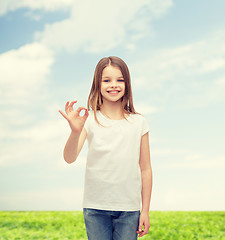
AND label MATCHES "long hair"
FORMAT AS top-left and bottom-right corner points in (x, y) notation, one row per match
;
(87, 56), (139, 126)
